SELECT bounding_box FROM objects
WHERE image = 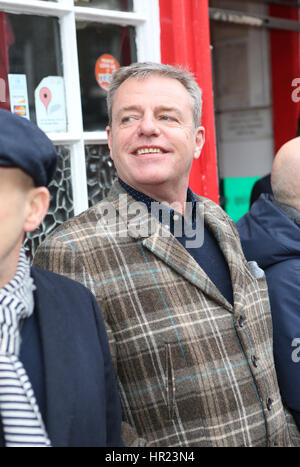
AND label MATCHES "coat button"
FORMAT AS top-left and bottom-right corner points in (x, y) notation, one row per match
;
(251, 355), (258, 368)
(238, 315), (245, 327)
(266, 398), (273, 411)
